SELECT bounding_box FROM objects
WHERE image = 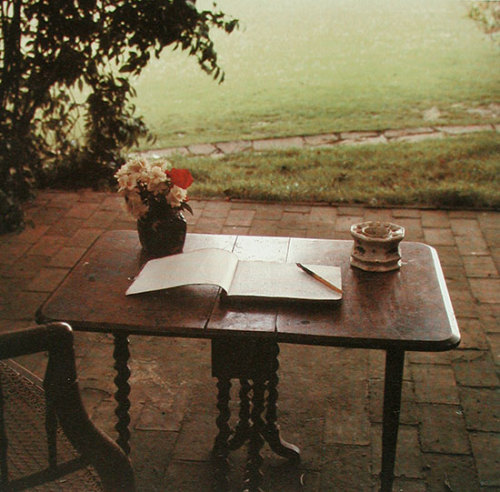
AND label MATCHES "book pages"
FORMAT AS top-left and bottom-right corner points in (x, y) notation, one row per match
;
(126, 248), (238, 295)
(228, 261), (342, 301)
